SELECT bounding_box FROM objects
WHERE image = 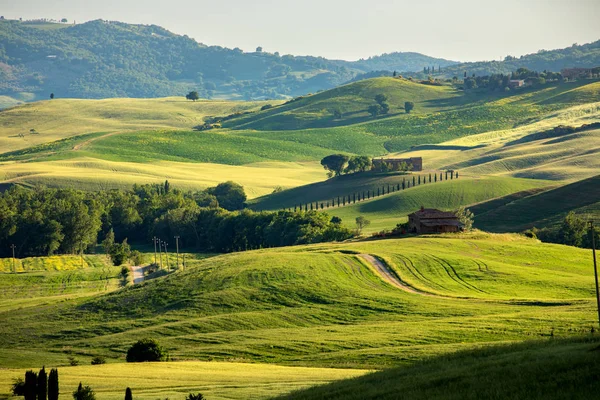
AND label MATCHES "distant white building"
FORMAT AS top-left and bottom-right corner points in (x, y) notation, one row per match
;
(509, 79), (525, 88)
